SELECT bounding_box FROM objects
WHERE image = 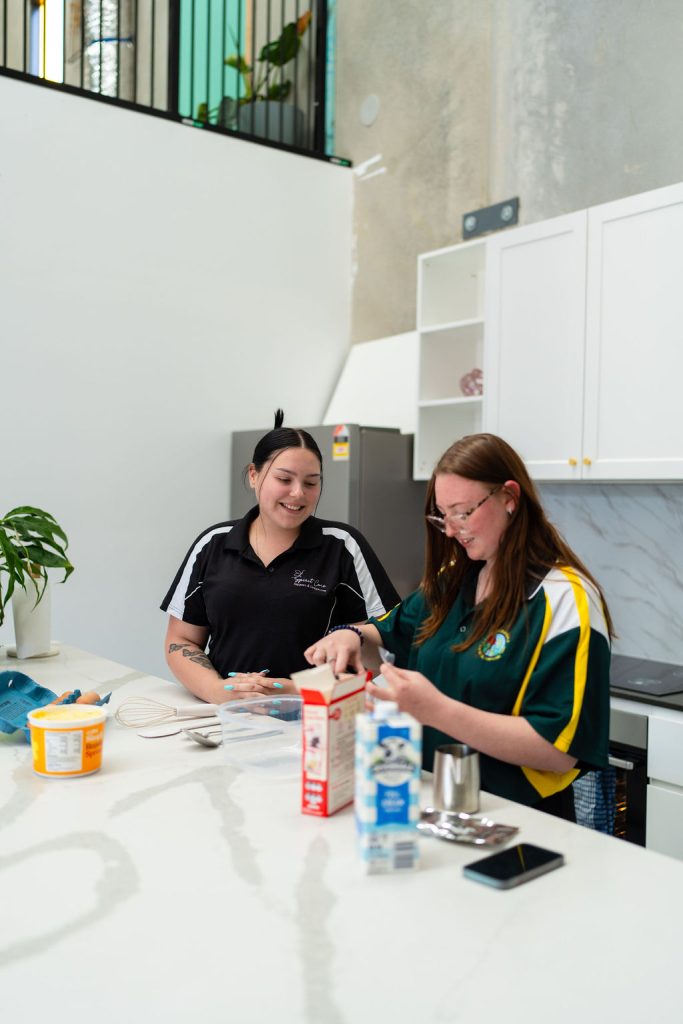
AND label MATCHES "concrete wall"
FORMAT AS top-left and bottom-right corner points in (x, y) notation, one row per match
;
(332, 1), (683, 665)
(0, 76), (352, 679)
(336, 0), (683, 342)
